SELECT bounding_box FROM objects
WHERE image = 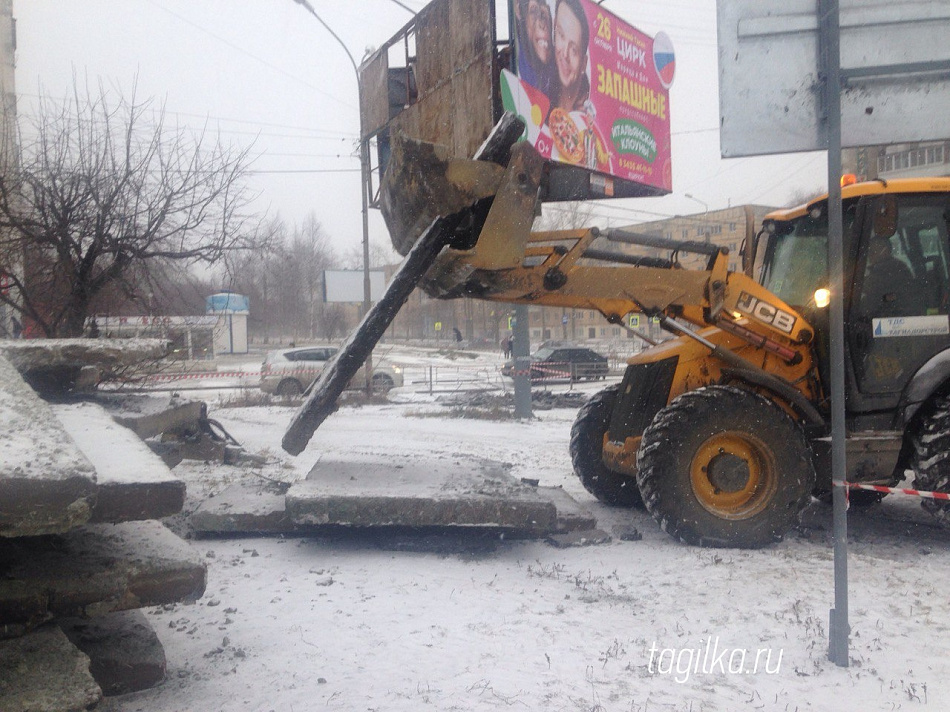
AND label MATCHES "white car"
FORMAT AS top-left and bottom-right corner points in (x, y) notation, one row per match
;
(259, 346), (404, 397)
